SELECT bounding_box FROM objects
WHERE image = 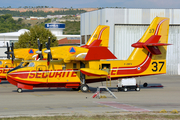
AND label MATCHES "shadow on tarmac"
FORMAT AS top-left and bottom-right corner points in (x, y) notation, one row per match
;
(0, 81), (10, 84)
(11, 83), (164, 93)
